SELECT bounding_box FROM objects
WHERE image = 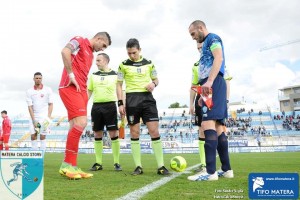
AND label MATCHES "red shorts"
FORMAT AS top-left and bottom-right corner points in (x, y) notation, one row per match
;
(0, 135), (10, 143)
(59, 86), (88, 121)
